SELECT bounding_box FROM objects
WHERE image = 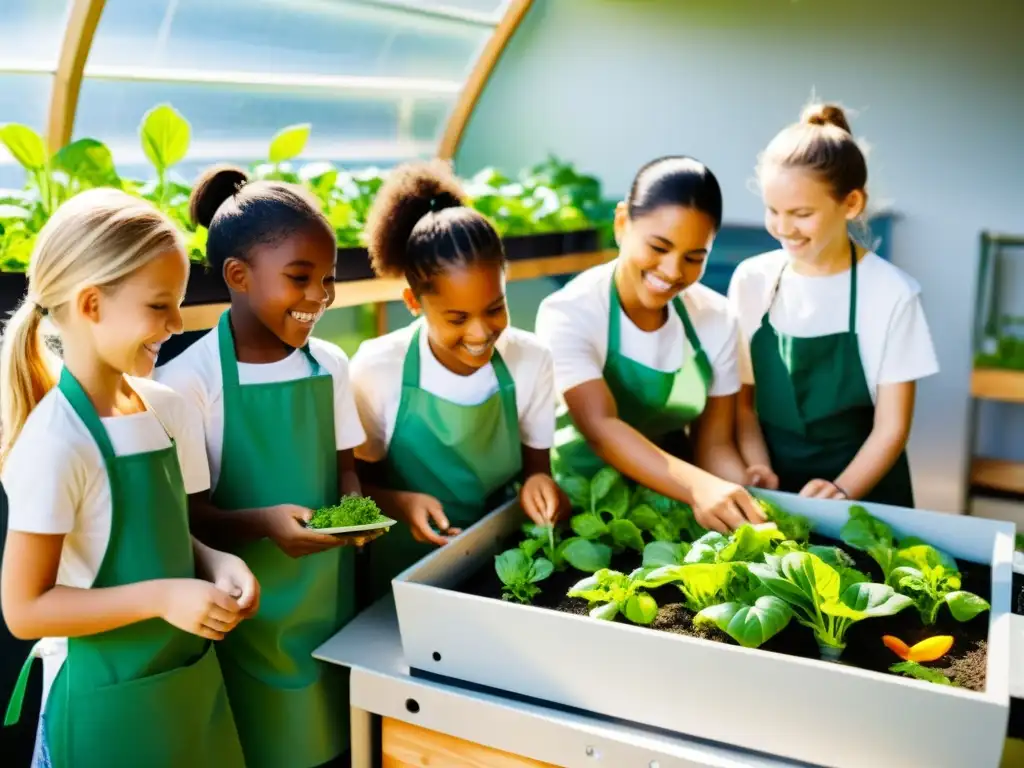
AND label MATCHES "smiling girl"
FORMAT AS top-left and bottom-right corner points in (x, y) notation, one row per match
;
(350, 159), (564, 600)
(729, 103), (938, 506)
(537, 156), (764, 534)
(0, 190), (254, 768)
(156, 167), (371, 768)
